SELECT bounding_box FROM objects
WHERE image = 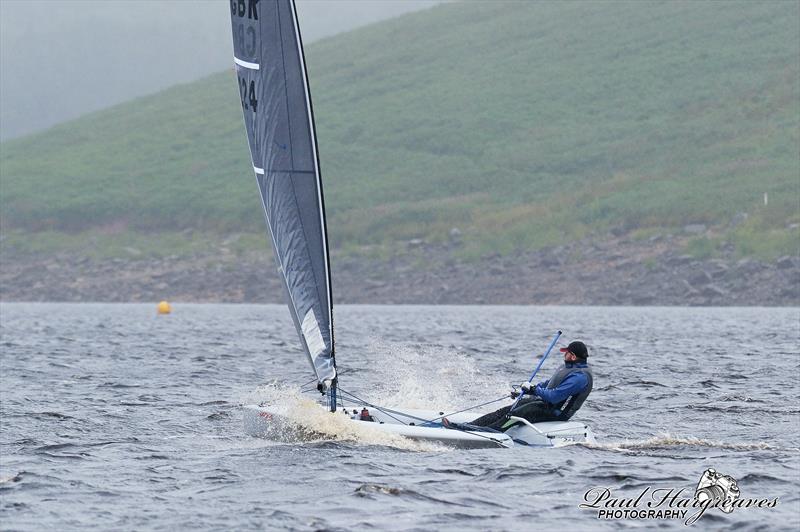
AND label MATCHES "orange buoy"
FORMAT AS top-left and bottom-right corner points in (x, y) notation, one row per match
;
(157, 301), (172, 315)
